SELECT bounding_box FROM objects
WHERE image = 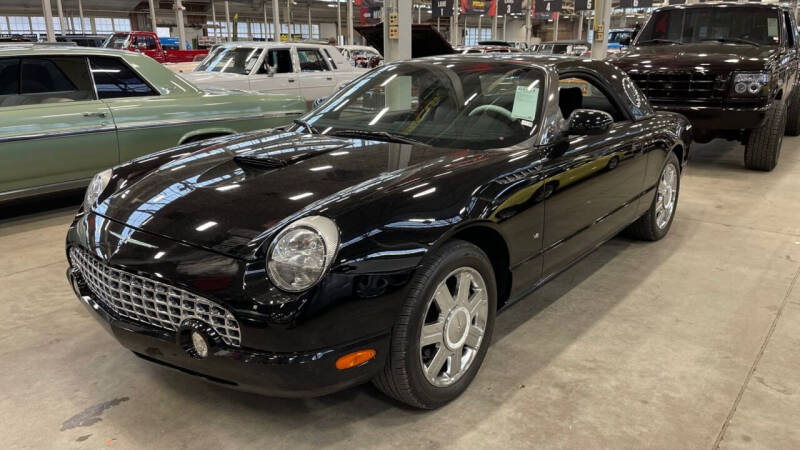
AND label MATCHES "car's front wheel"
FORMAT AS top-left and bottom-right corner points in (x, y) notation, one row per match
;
(373, 240), (496, 409)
